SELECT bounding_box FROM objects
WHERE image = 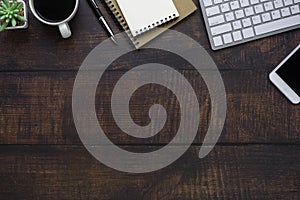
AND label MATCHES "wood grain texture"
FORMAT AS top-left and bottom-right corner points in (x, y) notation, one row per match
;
(0, 145), (299, 200)
(0, 0), (299, 199)
(0, 70), (299, 145)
